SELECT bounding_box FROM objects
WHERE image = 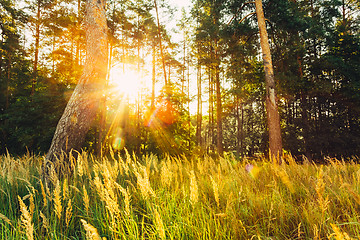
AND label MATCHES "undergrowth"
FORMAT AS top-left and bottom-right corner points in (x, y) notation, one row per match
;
(0, 151), (359, 239)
